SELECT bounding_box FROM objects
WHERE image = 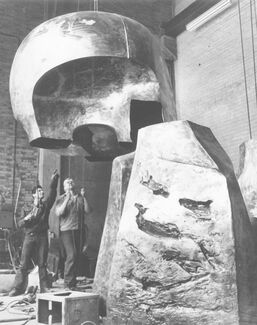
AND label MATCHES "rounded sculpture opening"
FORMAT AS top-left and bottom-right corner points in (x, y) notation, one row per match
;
(73, 123), (124, 159)
(31, 56), (160, 157)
